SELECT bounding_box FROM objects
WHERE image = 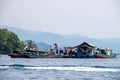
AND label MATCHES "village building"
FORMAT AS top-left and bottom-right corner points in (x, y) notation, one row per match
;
(75, 42), (95, 58)
(64, 42), (96, 58)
